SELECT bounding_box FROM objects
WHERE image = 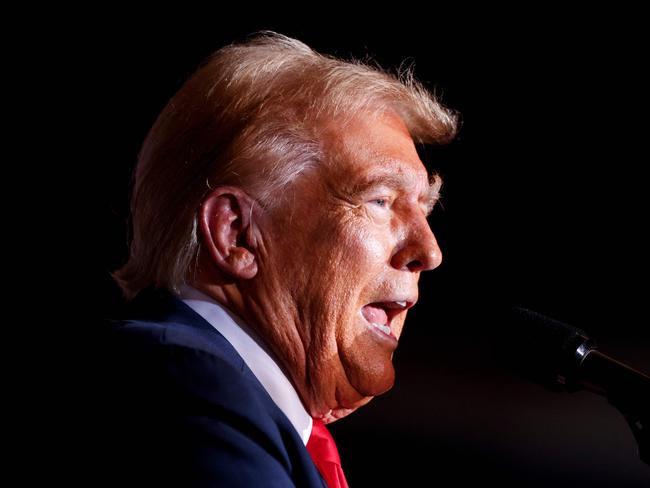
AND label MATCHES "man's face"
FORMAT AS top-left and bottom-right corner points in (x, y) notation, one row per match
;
(249, 112), (442, 421)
